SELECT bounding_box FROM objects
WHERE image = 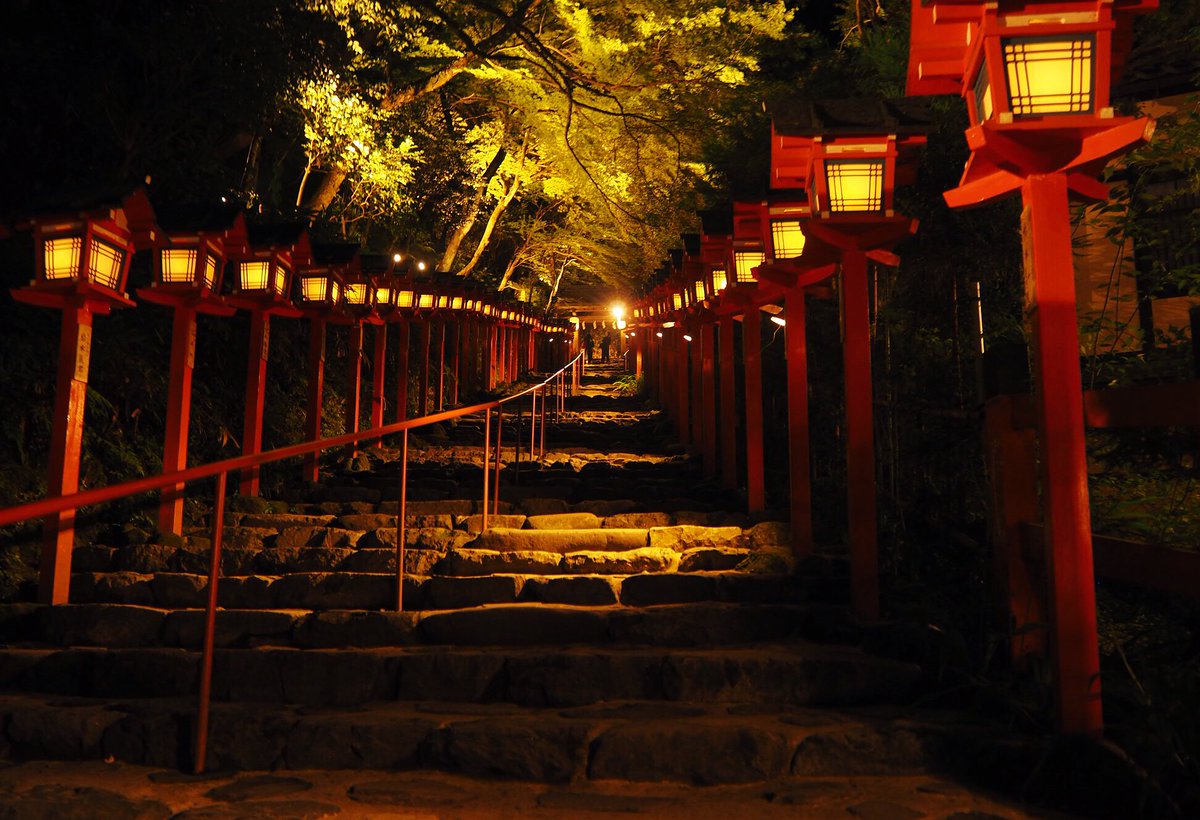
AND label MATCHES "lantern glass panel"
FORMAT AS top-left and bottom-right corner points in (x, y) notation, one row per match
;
(272, 264), (288, 296)
(672, 292), (683, 310)
(973, 57), (994, 123)
(161, 249), (197, 284)
(734, 250), (764, 283)
(203, 255), (219, 290)
(375, 287), (392, 306)
(694, 280), (705, 302)
(451, 296), (463, 310)
(396, 290), (414, 308)
(437, 295), (448, 309)
(240, 261), (270, 291)
(418, 293), (434, 308)
(712, 268), (728, 292)
(346, 283), (368, 305)
(300, 275), (328, 302)
(88, 239), (125, 289)
(771, 220), (806, 259)
(44, 237), (82, 281)
(825, 161), (884, 212)
(1003, 36), (1093, 116)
